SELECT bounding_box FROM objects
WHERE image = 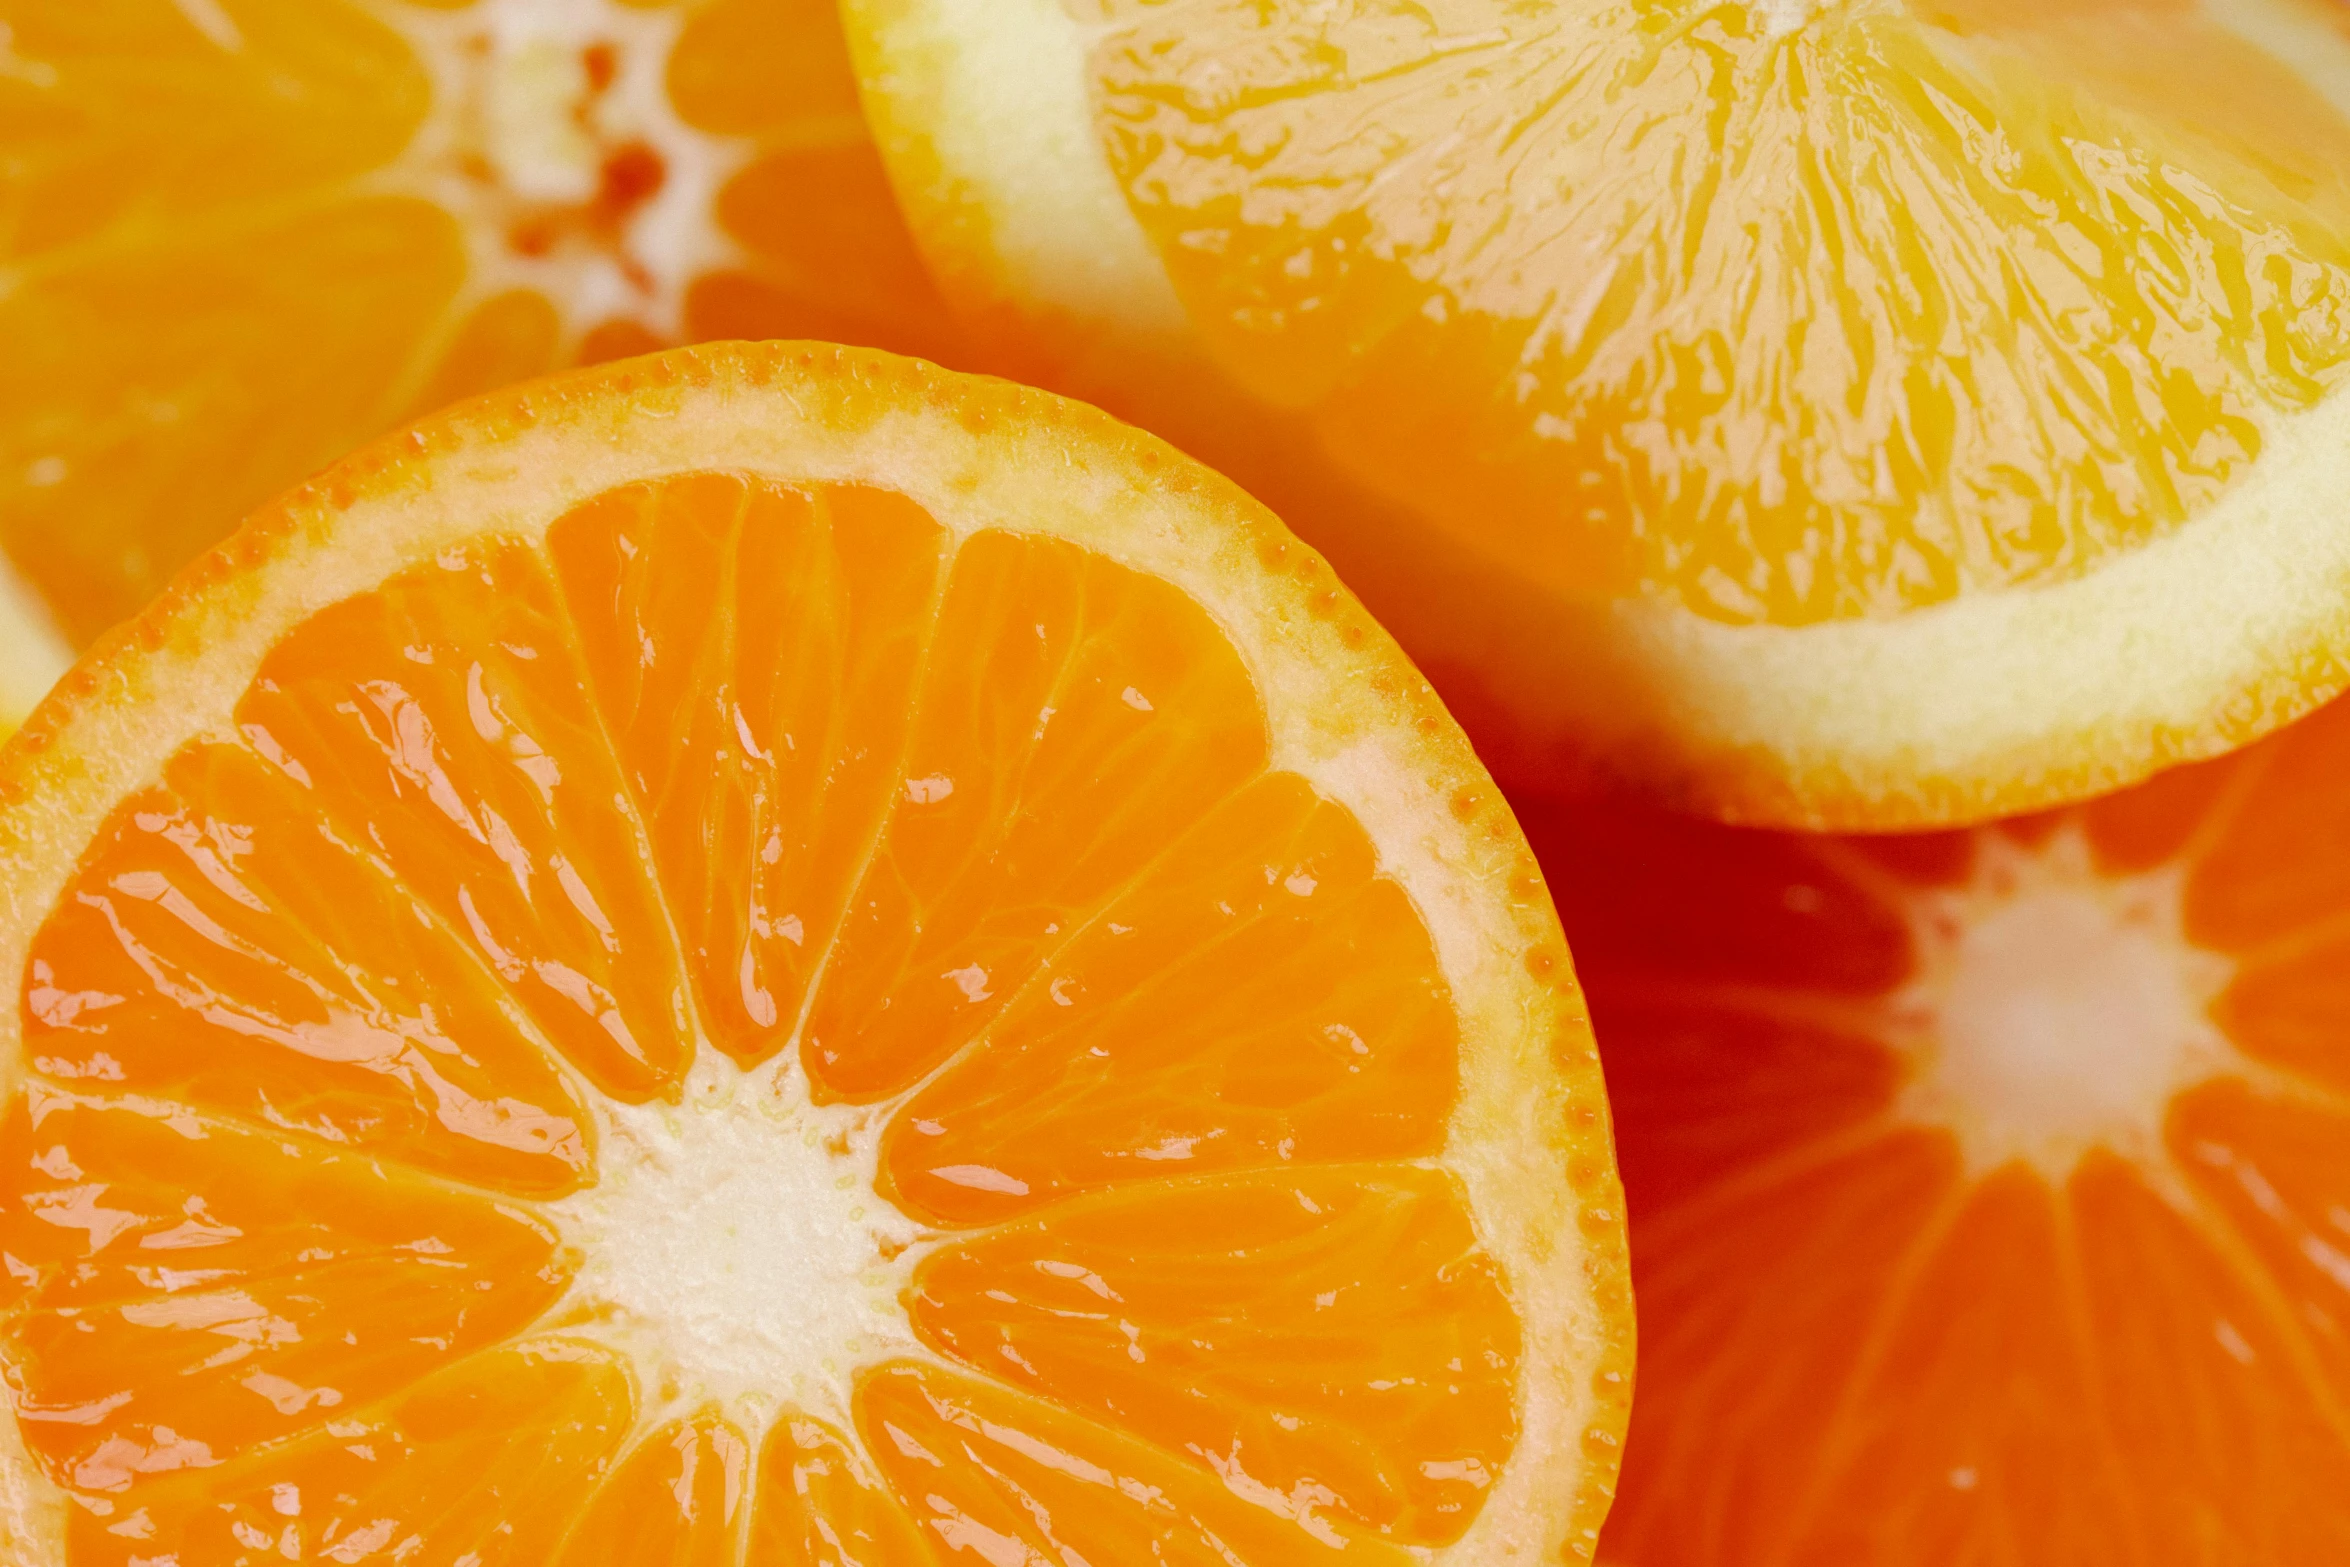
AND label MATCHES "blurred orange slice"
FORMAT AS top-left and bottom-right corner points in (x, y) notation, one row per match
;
(0, 0), (958, 666)
(0, 343), (1629, 1564)
(847, 0), (2350, 827)
(1525, 690), (2350, 1562)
